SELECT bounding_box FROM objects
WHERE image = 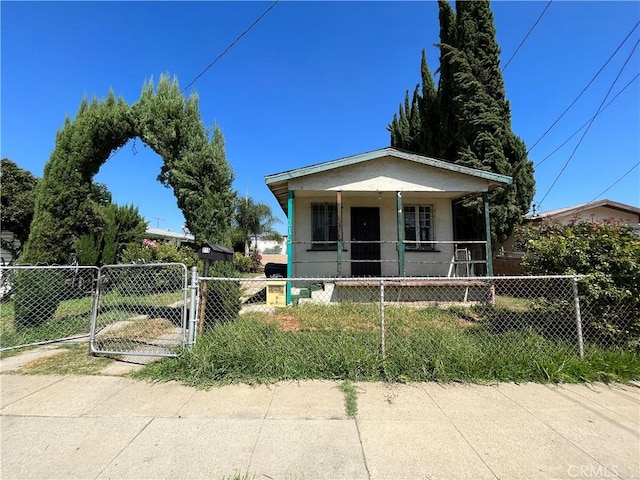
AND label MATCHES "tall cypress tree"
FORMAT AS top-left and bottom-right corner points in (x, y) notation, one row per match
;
(388, 0), (535, 244)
